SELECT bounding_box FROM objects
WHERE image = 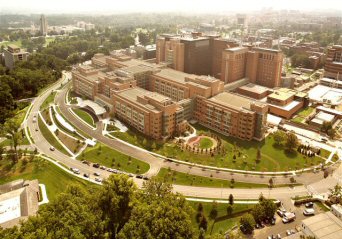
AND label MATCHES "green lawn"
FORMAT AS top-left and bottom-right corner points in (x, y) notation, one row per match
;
(72, 108), (96, 127)
(78, 143), (150, 174)
(110, 124), (327, 172)
(38, 116), (70, 156)
(44, 37), (55, 47)
(188, 201), (252, 235)
(0, 156), (96, 201)
(156, 168), (270, 188)
(297, 107), (314, 117)
(40, 91), (56, 110)
(0, 40), (22, 47)
(199, 138), (214, 149)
